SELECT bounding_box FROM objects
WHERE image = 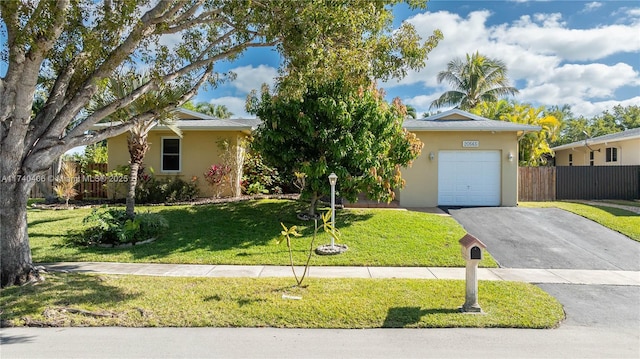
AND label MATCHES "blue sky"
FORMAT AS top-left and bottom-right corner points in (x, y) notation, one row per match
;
(1, 1), (638, 120)
(195, 0), (640, 119)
